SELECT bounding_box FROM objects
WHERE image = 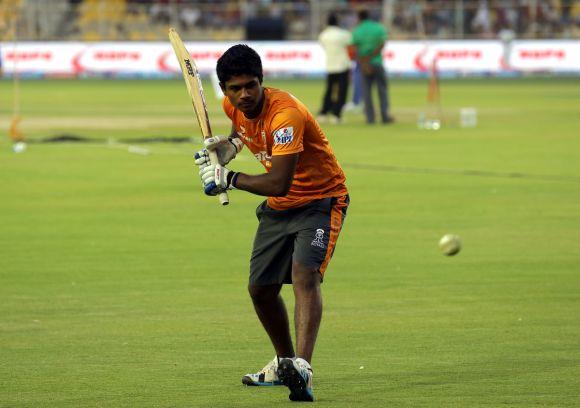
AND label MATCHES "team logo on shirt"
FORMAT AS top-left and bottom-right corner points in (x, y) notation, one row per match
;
(236, 125), (253, 143)
(311, 229), (326, 248)
(273, 127), (294, 145)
